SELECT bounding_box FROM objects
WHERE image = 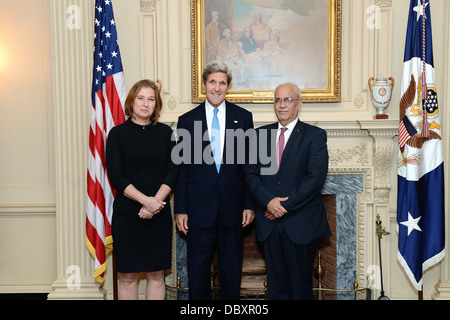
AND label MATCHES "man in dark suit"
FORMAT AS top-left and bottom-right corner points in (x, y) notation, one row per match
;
(174, 61), (255, 300)
(245, 82), (331, 300)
